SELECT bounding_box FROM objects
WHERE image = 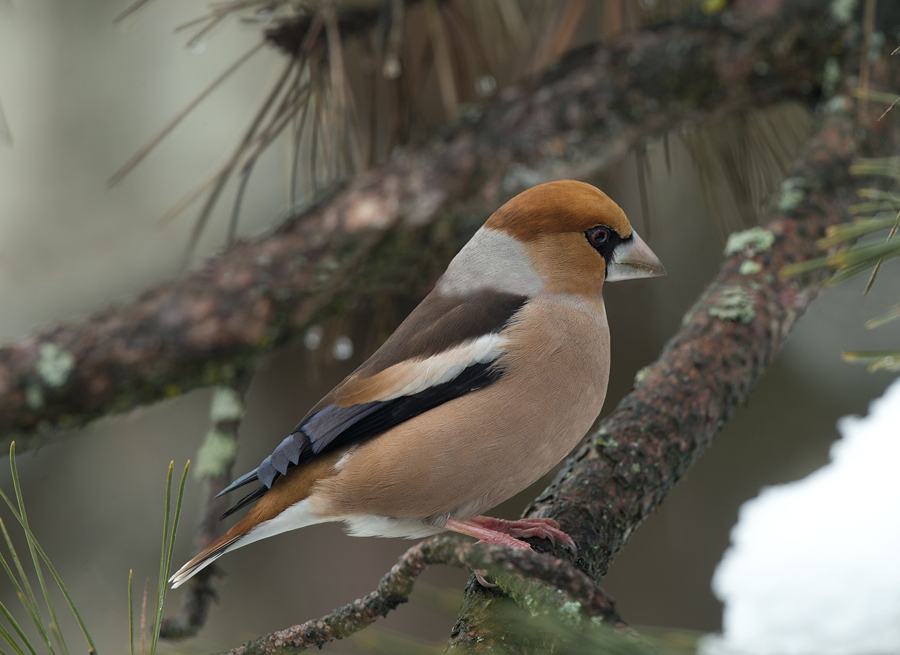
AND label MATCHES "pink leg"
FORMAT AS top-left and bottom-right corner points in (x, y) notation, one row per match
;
(444, 518), (533, 549)
(469, 516), (578, 555)
(443, 518), (533, 589)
